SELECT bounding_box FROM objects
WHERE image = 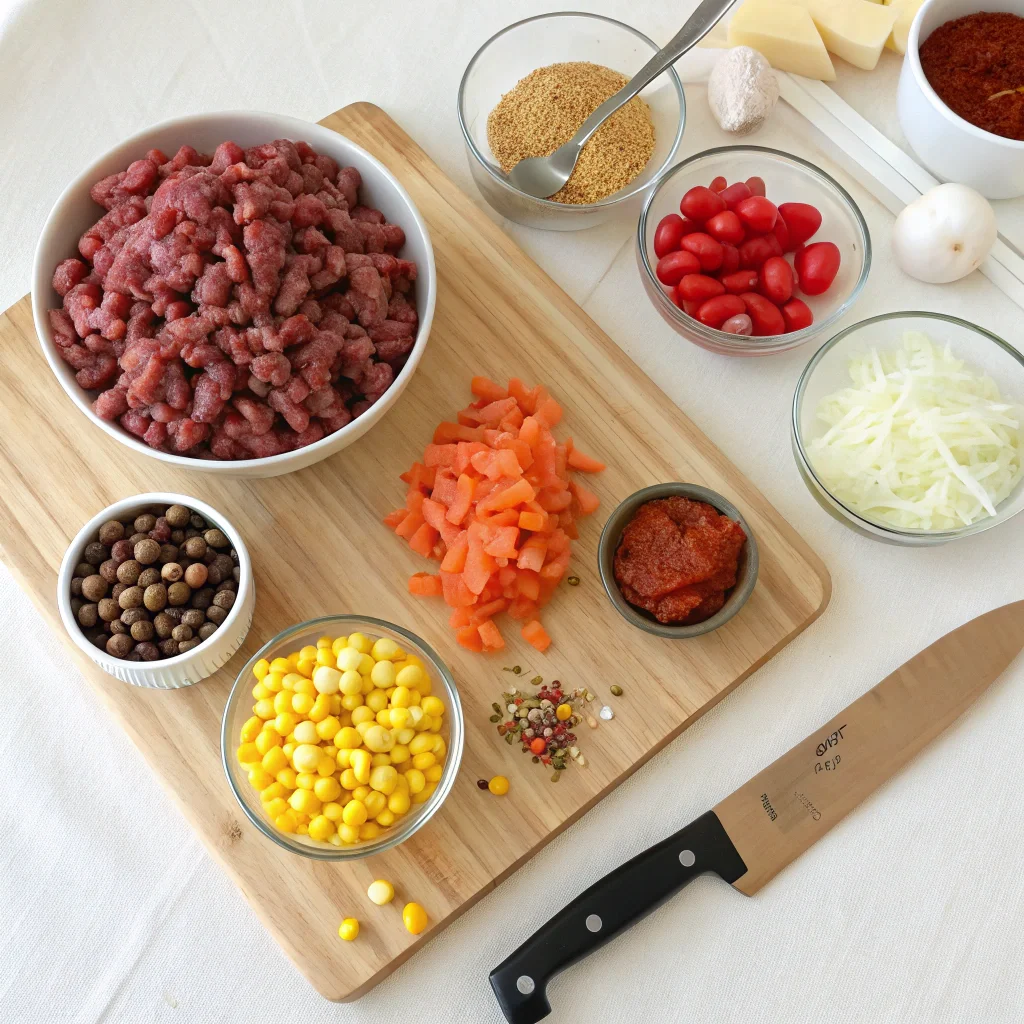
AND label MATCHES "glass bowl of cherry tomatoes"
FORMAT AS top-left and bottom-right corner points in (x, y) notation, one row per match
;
(637, 146), (871, 356)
